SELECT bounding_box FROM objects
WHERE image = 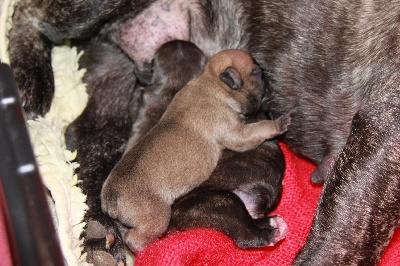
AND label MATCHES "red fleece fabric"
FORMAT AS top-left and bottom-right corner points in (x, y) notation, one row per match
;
(0, 144), (398, 264)
(135, 143), (400, 266)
